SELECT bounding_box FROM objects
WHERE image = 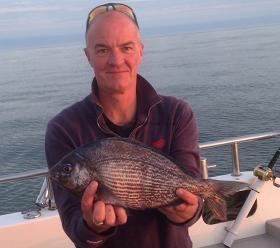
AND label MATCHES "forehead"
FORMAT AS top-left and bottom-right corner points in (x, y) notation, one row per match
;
(87, 11), (140, 46)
